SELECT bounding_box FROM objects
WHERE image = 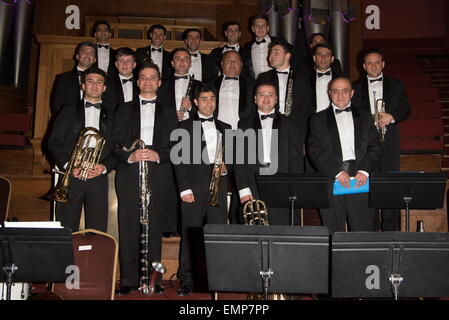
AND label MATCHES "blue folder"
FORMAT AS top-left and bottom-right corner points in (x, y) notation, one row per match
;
(333, 178), (369, 195)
